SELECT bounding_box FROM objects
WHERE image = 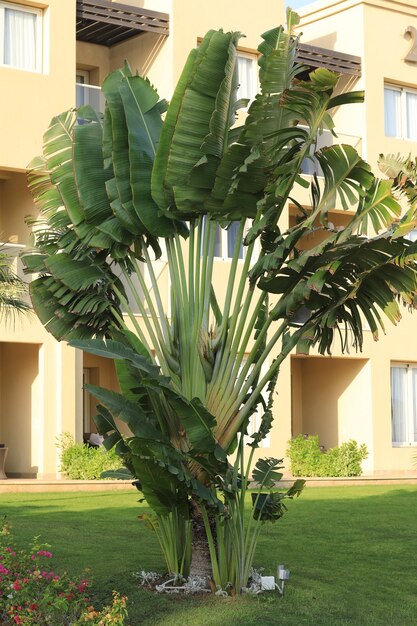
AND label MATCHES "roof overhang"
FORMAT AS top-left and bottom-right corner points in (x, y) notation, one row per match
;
(296, 42), (361, 76)
(76, 0), (169, 47)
